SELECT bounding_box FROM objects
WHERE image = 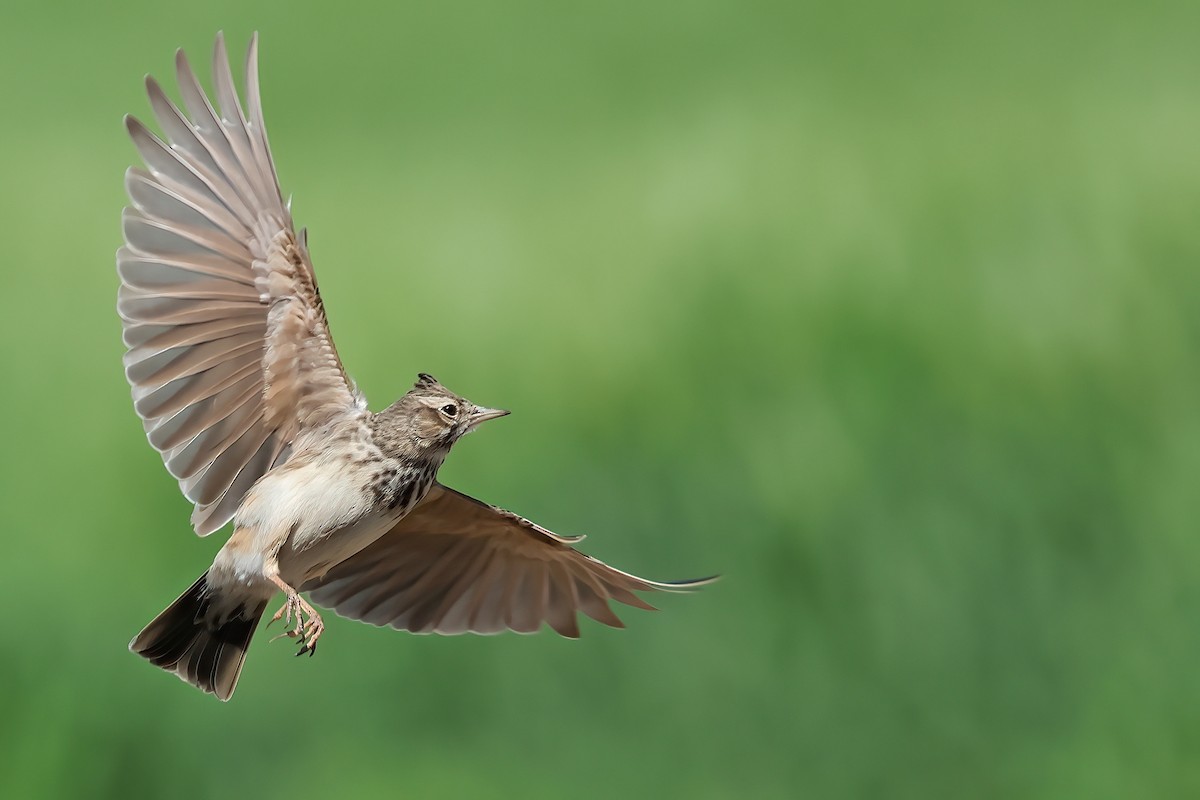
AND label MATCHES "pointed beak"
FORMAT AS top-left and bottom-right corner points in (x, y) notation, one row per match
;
(467, 406), (510, 430)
